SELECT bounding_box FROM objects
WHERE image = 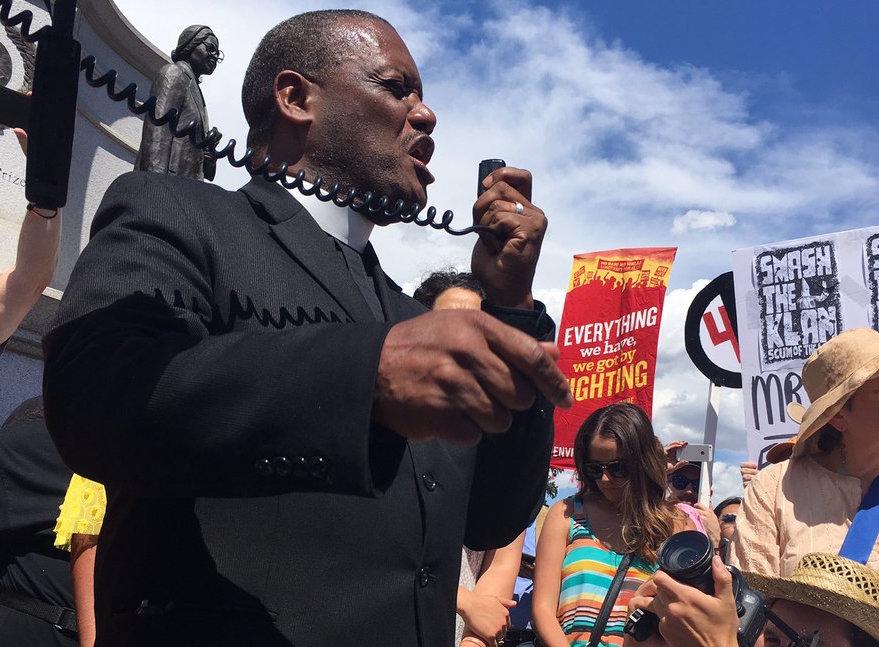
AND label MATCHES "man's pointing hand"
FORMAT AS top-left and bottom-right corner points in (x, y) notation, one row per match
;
(373, 309), (572, 444)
